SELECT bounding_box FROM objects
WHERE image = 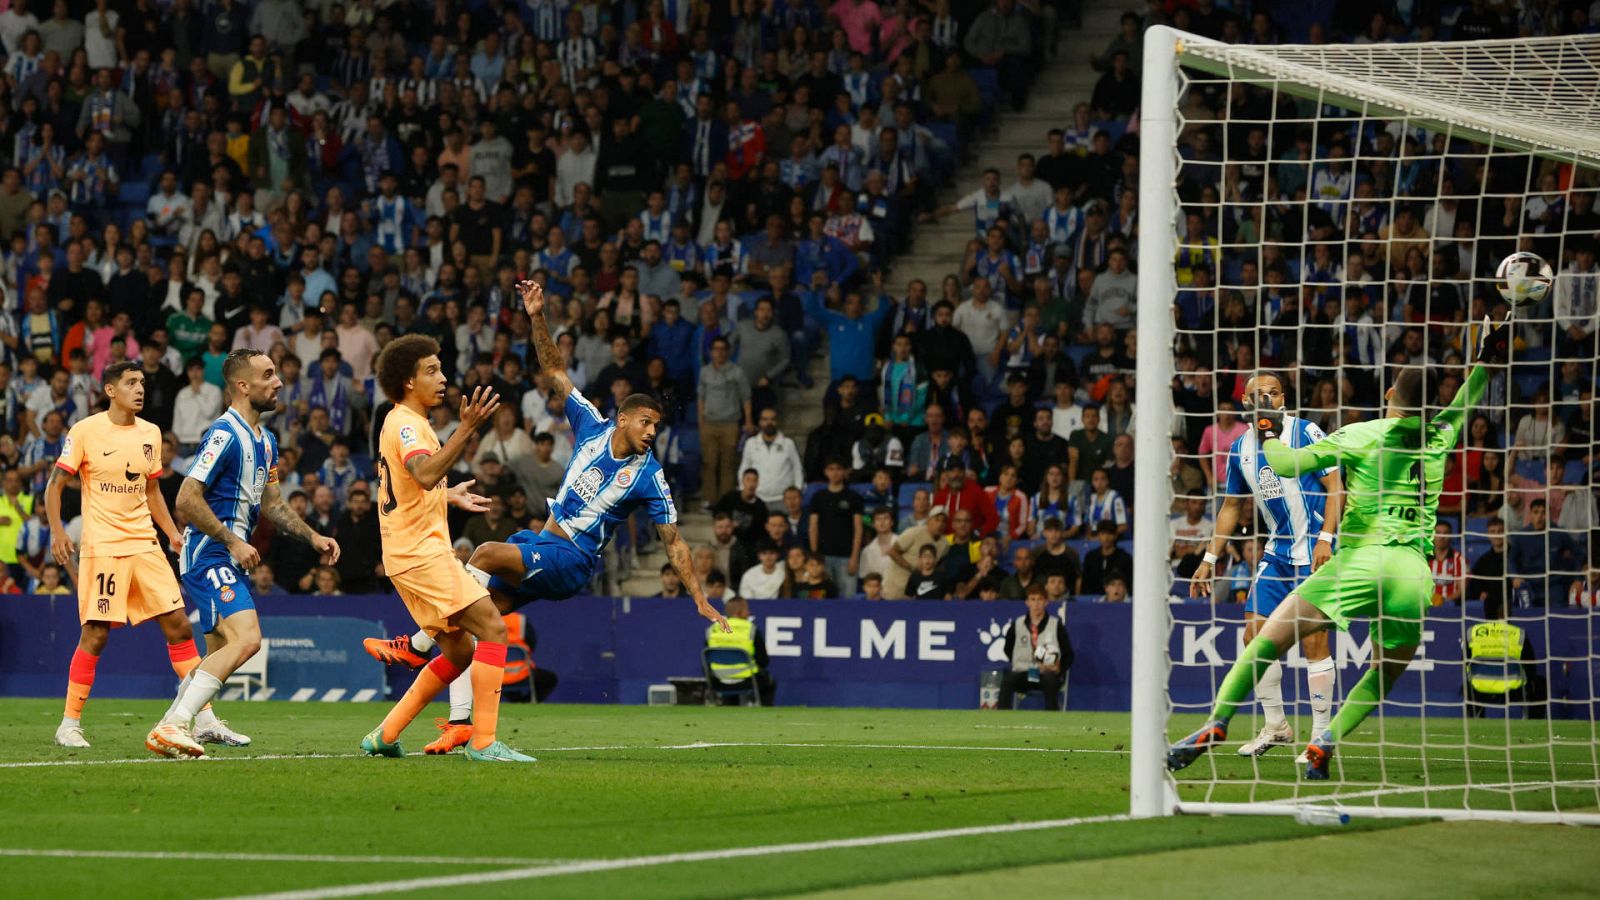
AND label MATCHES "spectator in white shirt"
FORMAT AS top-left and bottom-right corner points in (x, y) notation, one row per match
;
(738, 407), (805, 507)
(173, 357), (224, 451)
(953, 278), (1006, 386)
(0, 0), (40, 56)
(145, 170), (191, 237)
(554, 129), (597, 208)
(737, 540), (787, 599)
